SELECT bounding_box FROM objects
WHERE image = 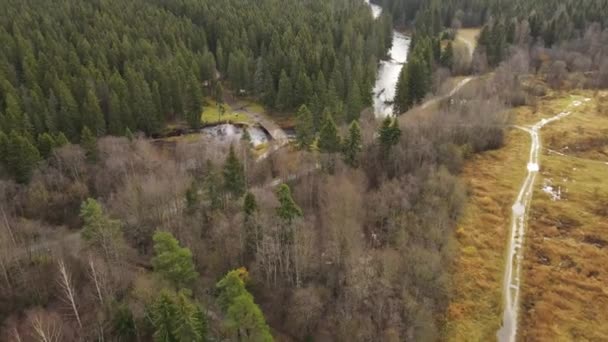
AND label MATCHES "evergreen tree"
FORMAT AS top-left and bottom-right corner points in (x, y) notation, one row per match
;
(394, 64), (411, 115)
(6, 131), (40, 184)
(317, 112), (341, 153)
(185, 74), (203, 129)
(80, 198), (124, 260)
(378, 117), (401, 157)
(216, 268), (273, 342)
(0, 131), (8, 165)
(243, 192), (258, 217)
(82, 87), (106, 136)
(275, 70), (293, 111)
(37, 133), (56, 159)
(295, 105), (314, 150)
(54, 132), (69, 147)
(275, 184), (302, 224)
(346, 81), (363, 123)
(441, 41), (454, 69)
(223, 145), (246, 198)
(342, 120), (362, 168)
(150, 290), (207, 342)
(151, 231), (199, 289)
(81, 126), (98, 162)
